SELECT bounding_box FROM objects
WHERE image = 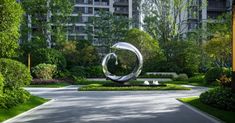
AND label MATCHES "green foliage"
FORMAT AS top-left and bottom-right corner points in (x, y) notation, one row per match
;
(79, 84), (191, 91)
(69, 66), (86, 78)
(0, 0), (23, 58)
(31, 48), (66, 70)
(200, 87), (235, 111)
(0, 58), (32, 89)
(124, 28), (164, 72)
(174, 74), (188, 81)
(69, 65), (104, 78)
(217, 75), (232, 88)
(0, 73), (4, 94)
(32, 64), (57, 80)
(188, 74), (205, 83)
(160, 41), (200, 76)
(87, 11), (130, 50)
(205, 67), (230, 84)
(0, 96), (47, 122)
(0, 88), (30, 109)
(204, 32), (231, 67)
(21, 0), (73, 48)
(61, 40), (99, 69)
